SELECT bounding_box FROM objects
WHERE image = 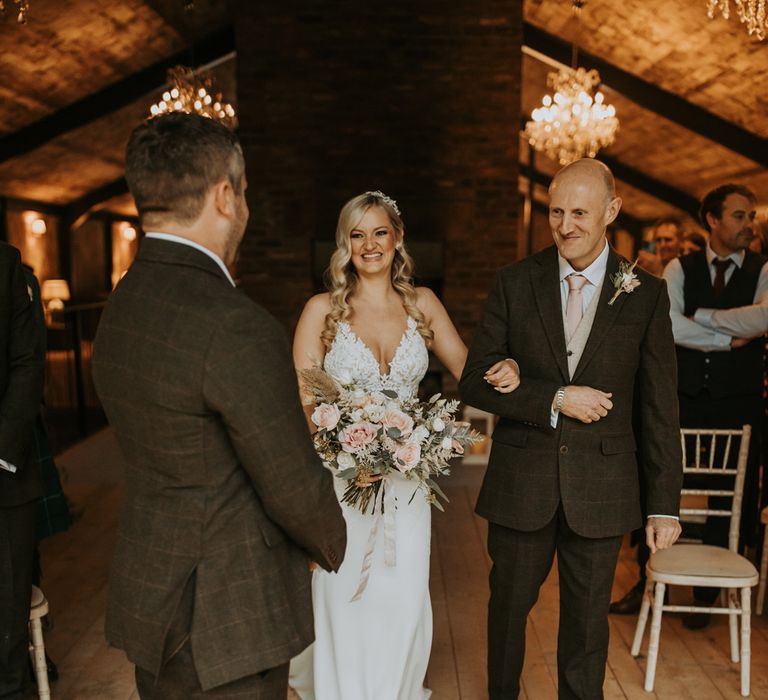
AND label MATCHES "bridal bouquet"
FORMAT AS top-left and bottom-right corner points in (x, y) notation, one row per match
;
(300, 368), (482, 514)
